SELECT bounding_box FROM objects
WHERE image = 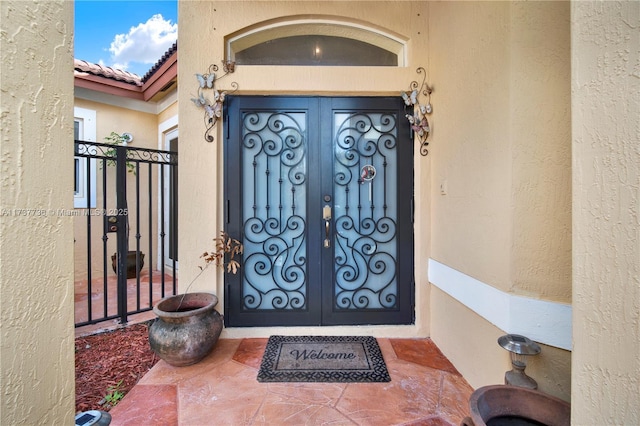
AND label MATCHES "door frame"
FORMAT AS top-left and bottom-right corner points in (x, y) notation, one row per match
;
(163, 128), (179, 271)
(224, 96), (414, 327)
(158, 117), (179, 273)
